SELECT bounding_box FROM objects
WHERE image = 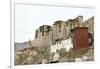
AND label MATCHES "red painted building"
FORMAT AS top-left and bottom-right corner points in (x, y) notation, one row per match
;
(73, 27), (89, 50)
